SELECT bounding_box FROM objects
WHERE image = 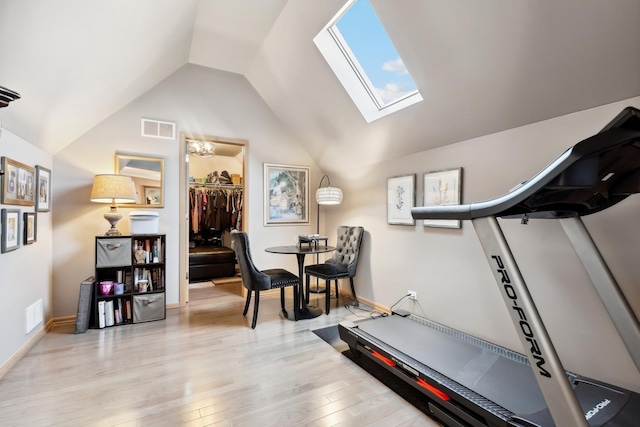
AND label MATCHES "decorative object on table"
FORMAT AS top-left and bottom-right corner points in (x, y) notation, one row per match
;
(90, 174), (136, 236)
(35, 165), (51, 212)
(1, 157), (36, 206)
(422, 167), (463, 229)
(263, 163), (309, 225)
(387, 174), (416, 225)
(309, 174), (343, 294)
(298, 234), (328, 249)
(304, 225), (364, 314)
(1, 208), (20, 253)
(23, 211), (36, 244)
(231, 230), (299, 328)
